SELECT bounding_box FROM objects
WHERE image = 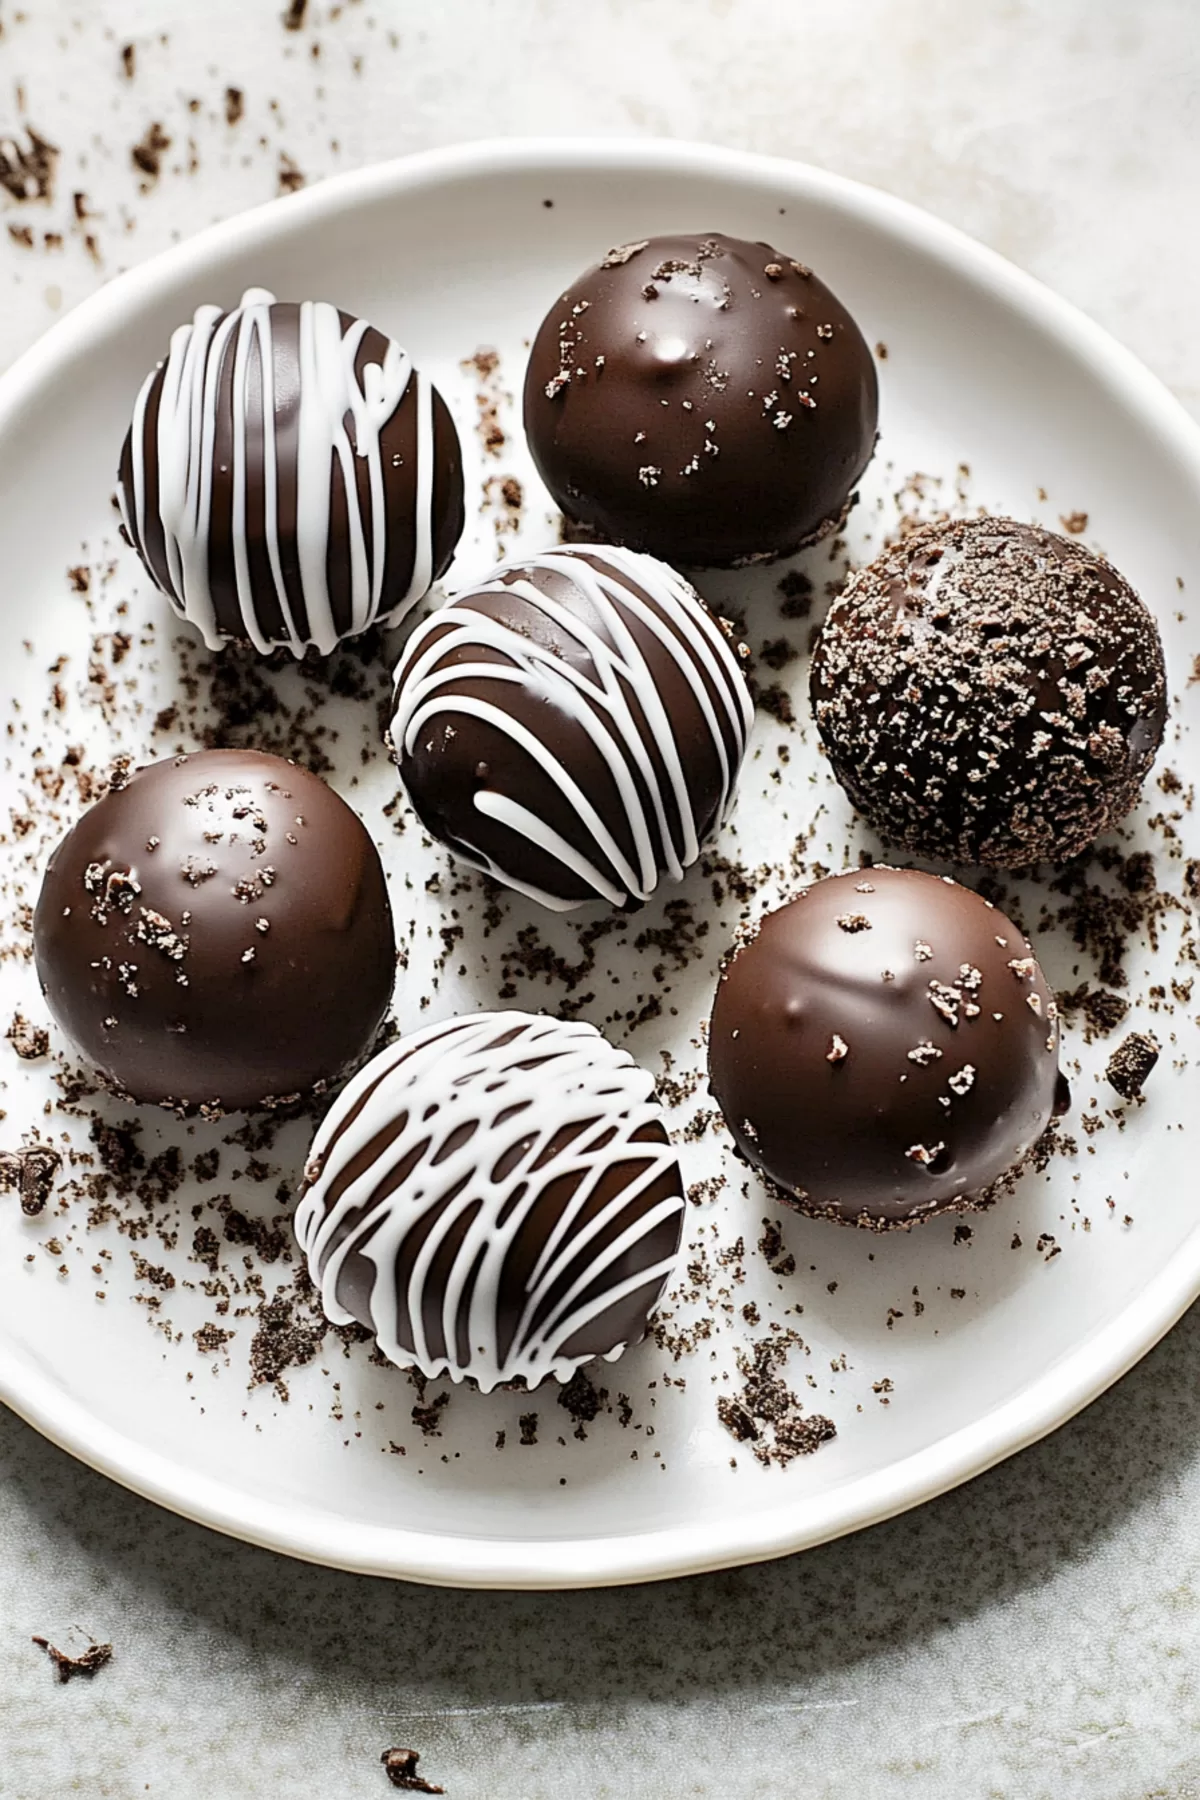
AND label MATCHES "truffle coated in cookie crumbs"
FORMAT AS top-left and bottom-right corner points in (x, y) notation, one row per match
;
(810, 517), (1167, 868)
